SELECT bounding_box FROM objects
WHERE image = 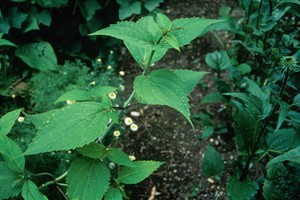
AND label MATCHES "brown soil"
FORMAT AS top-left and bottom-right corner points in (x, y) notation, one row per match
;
(116, 0), (240, 199)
